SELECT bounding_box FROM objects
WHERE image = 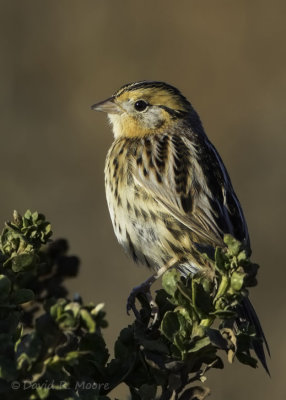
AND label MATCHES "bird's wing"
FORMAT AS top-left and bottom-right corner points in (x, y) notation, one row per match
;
(132, 132), (250, 250)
